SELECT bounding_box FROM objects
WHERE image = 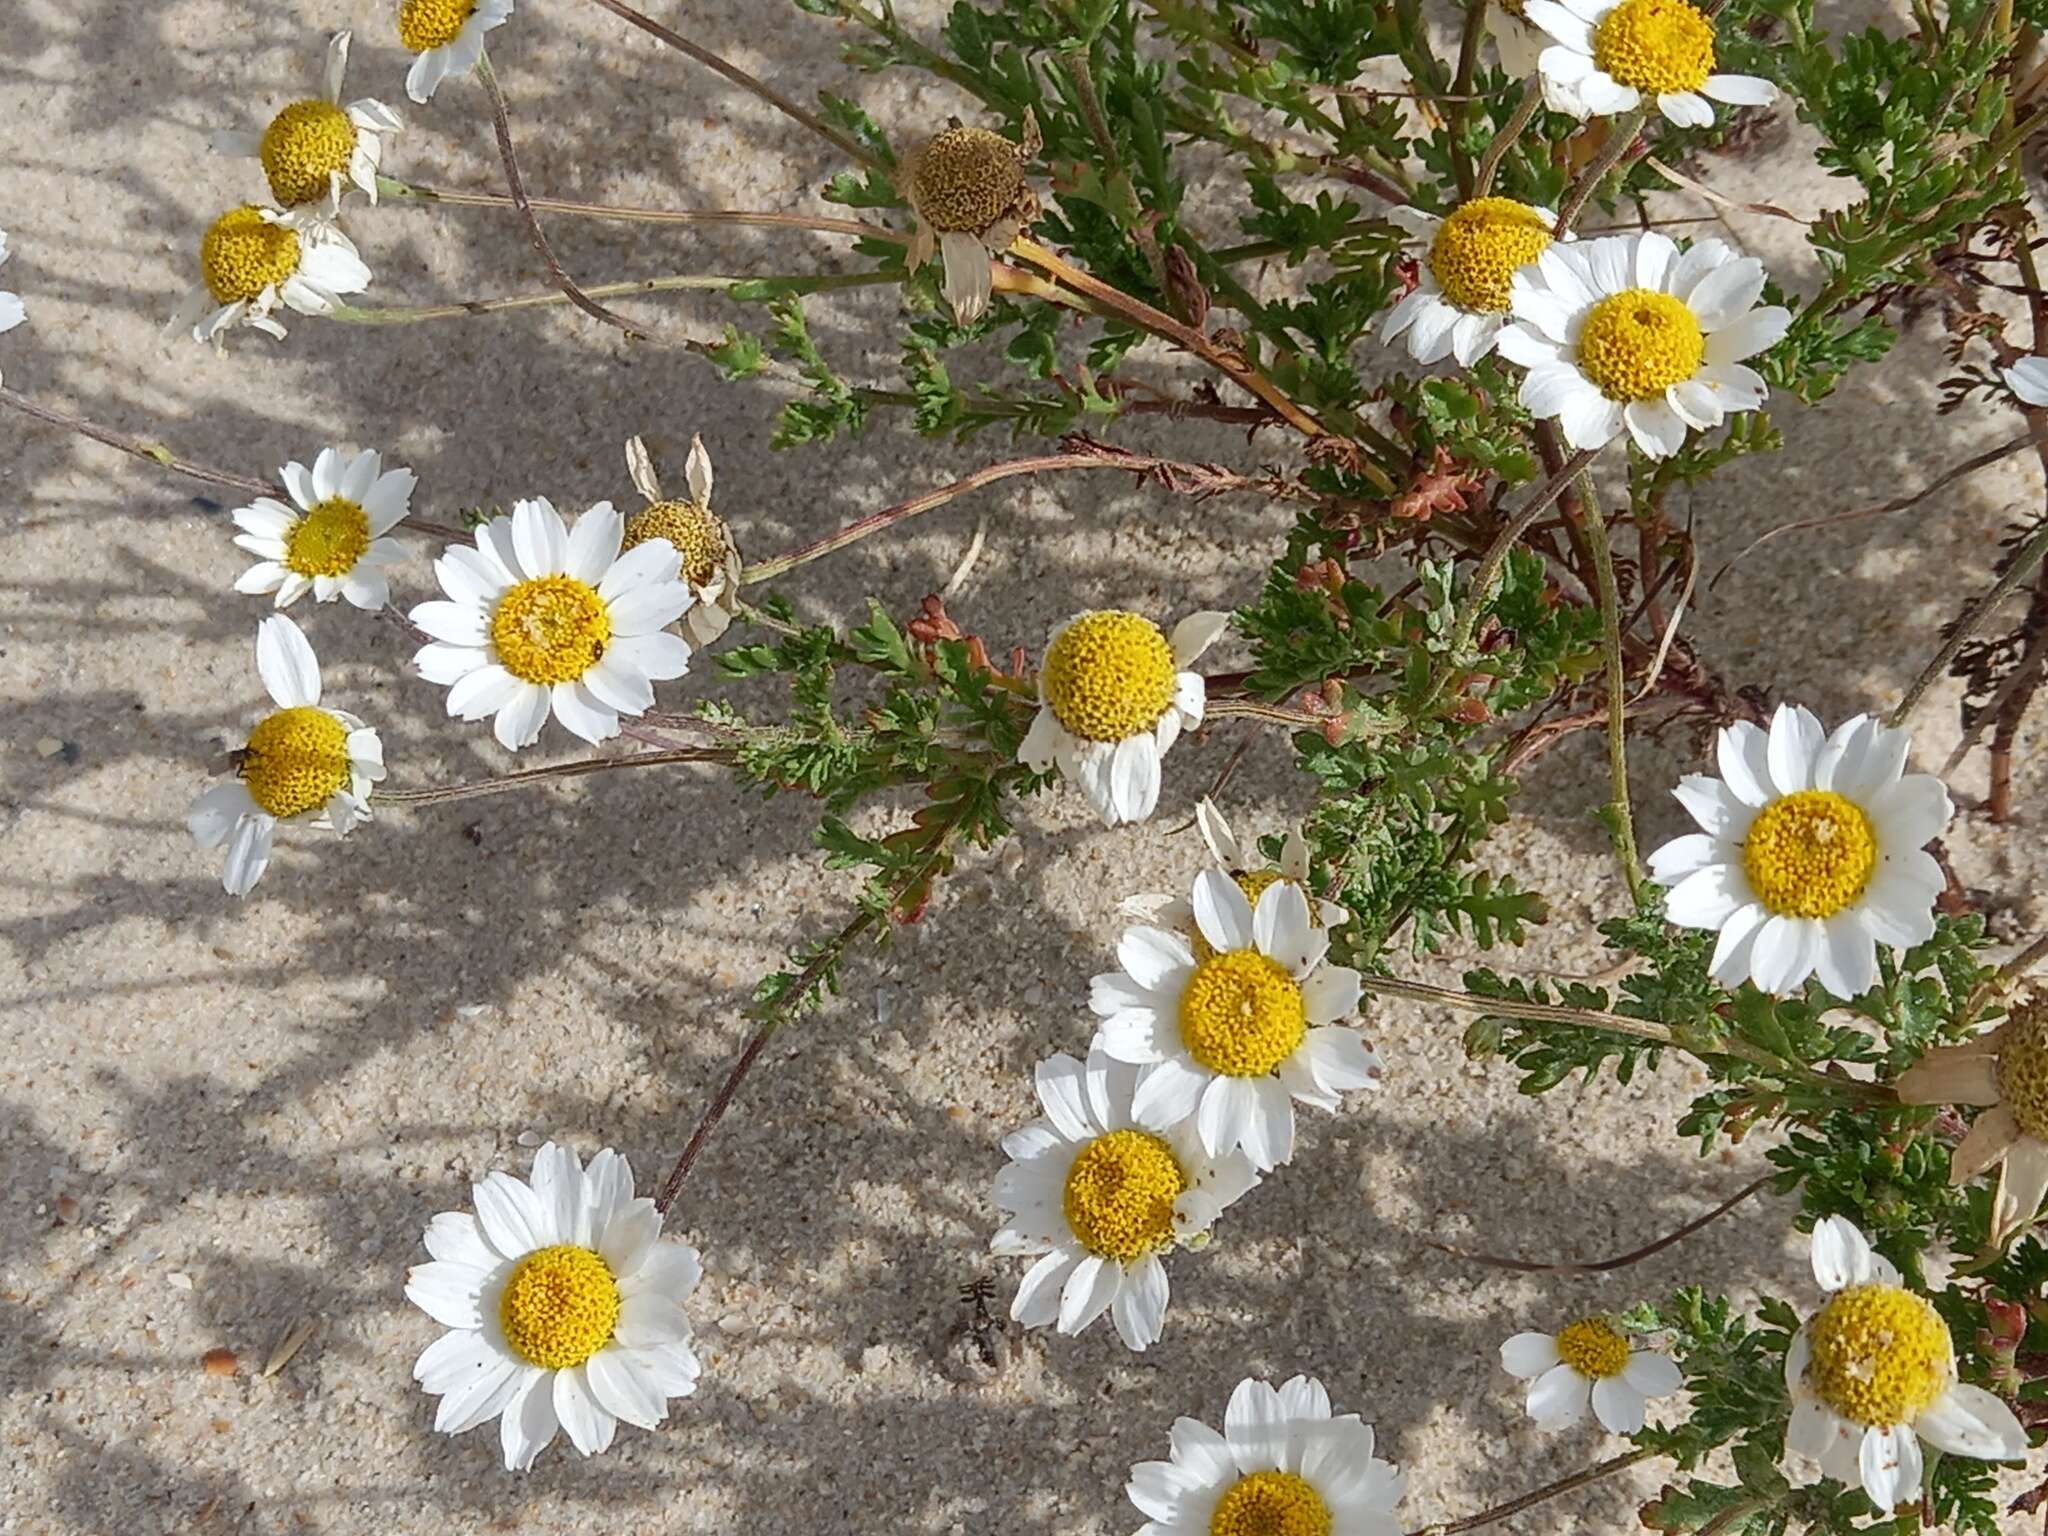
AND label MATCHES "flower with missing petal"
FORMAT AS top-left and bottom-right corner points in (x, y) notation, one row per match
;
(1783, 1216), (2026, 1512)
(1091, 870), (1378, 1172)
(188, 616), (385, 897)
(621, 434), (742, 648)
(901, 111), (1040, 325)
(1501, 1317), (1682, 1434)
(177, 204), (371, 346)
(991, 1047), (1257, 1352)
(1525, 0), (1777, 127)
(398, 0), (514, 104)
(406, 1142), (703, 1471)
(410, 498), (694, 751)
(1018, 608), (1228, 826)
(231, 446), (415, 609)
(1646, 704), (1950, 998)
(1383, 199), (1560, 366)
(1121, 799), (1349, 937)
(1898, 993), (2048, 1247)
(211, 32), (402, 212)
(1125, 1374), (1405, 1536)
(1500, 231), (1790, 458)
